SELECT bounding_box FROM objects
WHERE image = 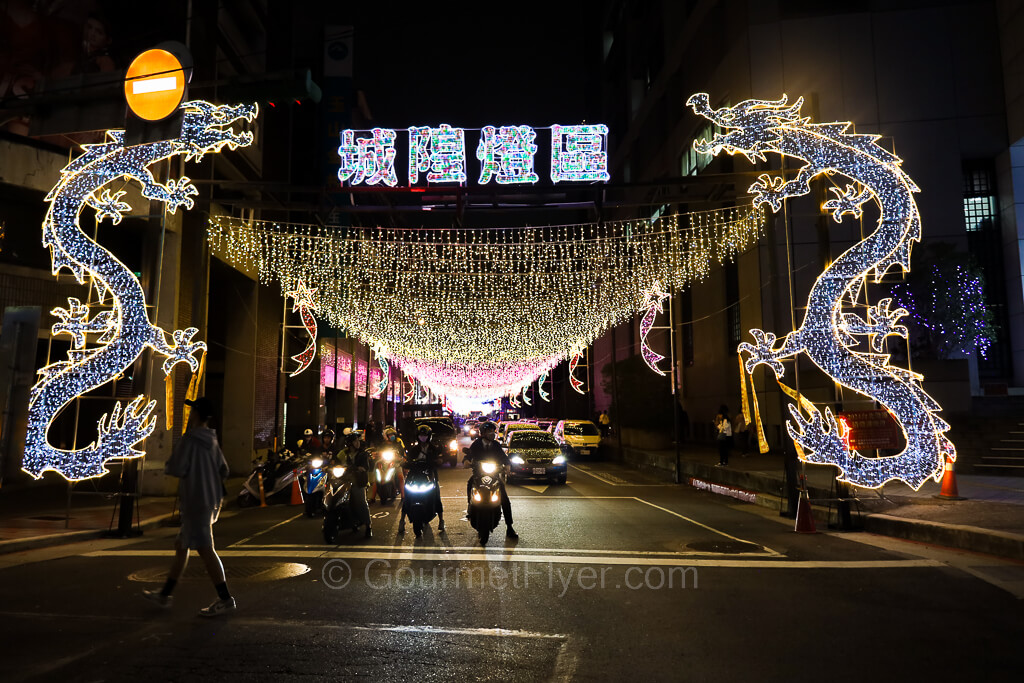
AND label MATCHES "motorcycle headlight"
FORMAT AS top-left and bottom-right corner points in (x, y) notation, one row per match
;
(384, 468), (395, 482)
(480, 462), (498, 475)
(511, 455), (525, 465)
(490, 491), (500, 503)
(407, 482), (435, 493)
(375, 469), (381, 482)
(331, 466), (345, 478)
(552, 455), (566, 465)
(472, 490), (482, 502)
(382, 451), (395, 461)
(449, 439), (458, 450)
(311, 457), (324, 469)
